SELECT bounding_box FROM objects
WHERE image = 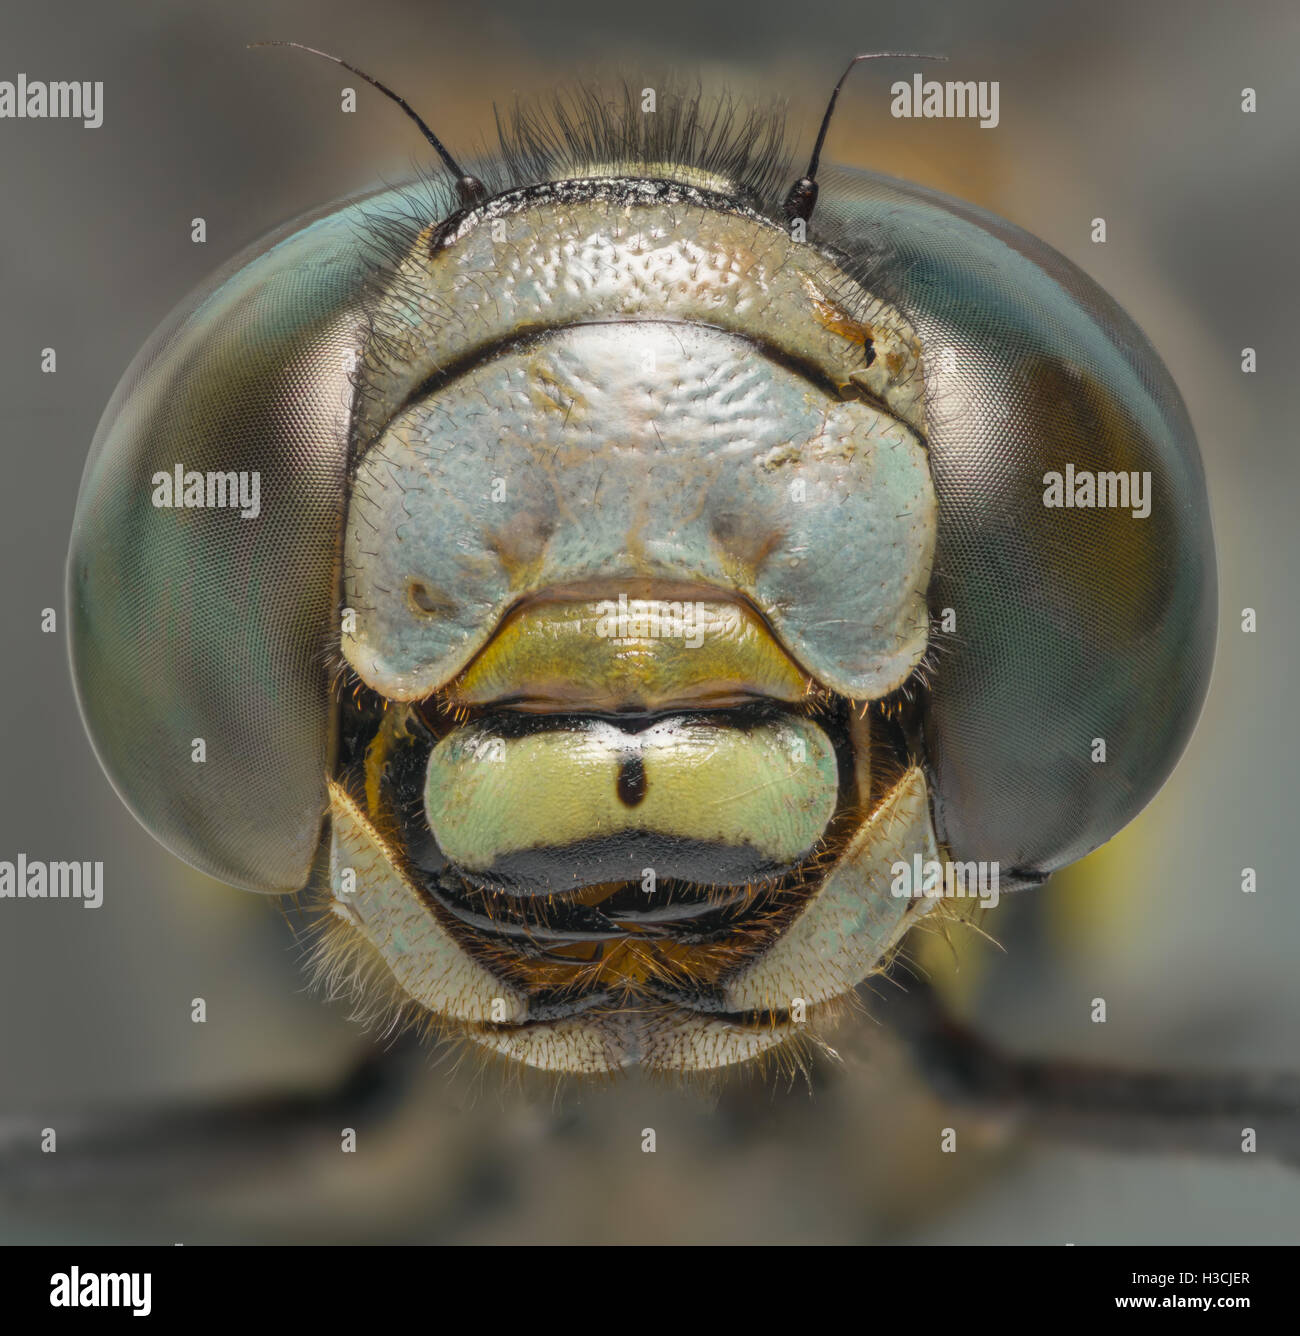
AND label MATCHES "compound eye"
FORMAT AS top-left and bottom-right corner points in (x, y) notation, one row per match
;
(823, 170), (1217, 877)
(67, 196), (395, 893)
